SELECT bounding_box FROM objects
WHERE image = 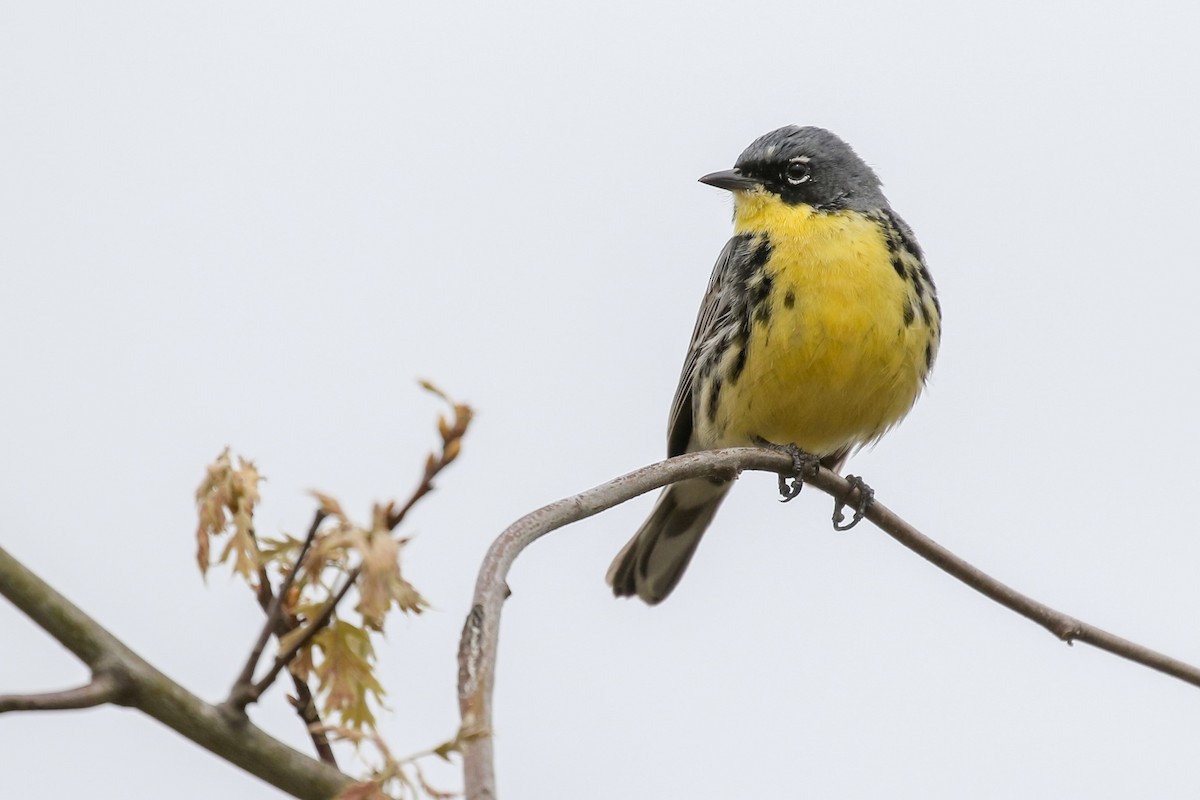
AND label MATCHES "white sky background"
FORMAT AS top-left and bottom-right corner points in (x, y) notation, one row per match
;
(3, 1), (1200, 797)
